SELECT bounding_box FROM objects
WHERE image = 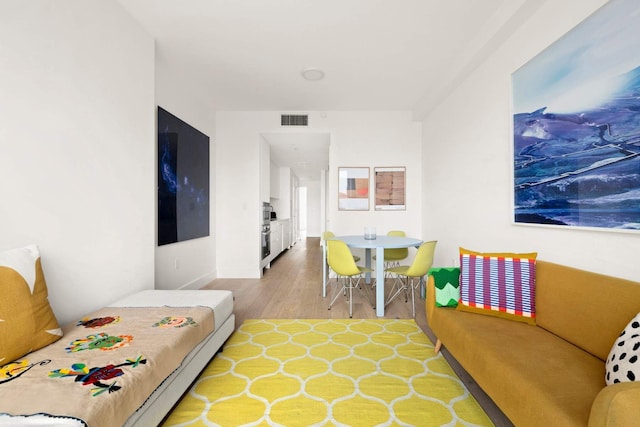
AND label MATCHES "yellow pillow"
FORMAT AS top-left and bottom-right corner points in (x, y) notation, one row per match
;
(0, 245), (63, 364)
(457, 247), (538, 325)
